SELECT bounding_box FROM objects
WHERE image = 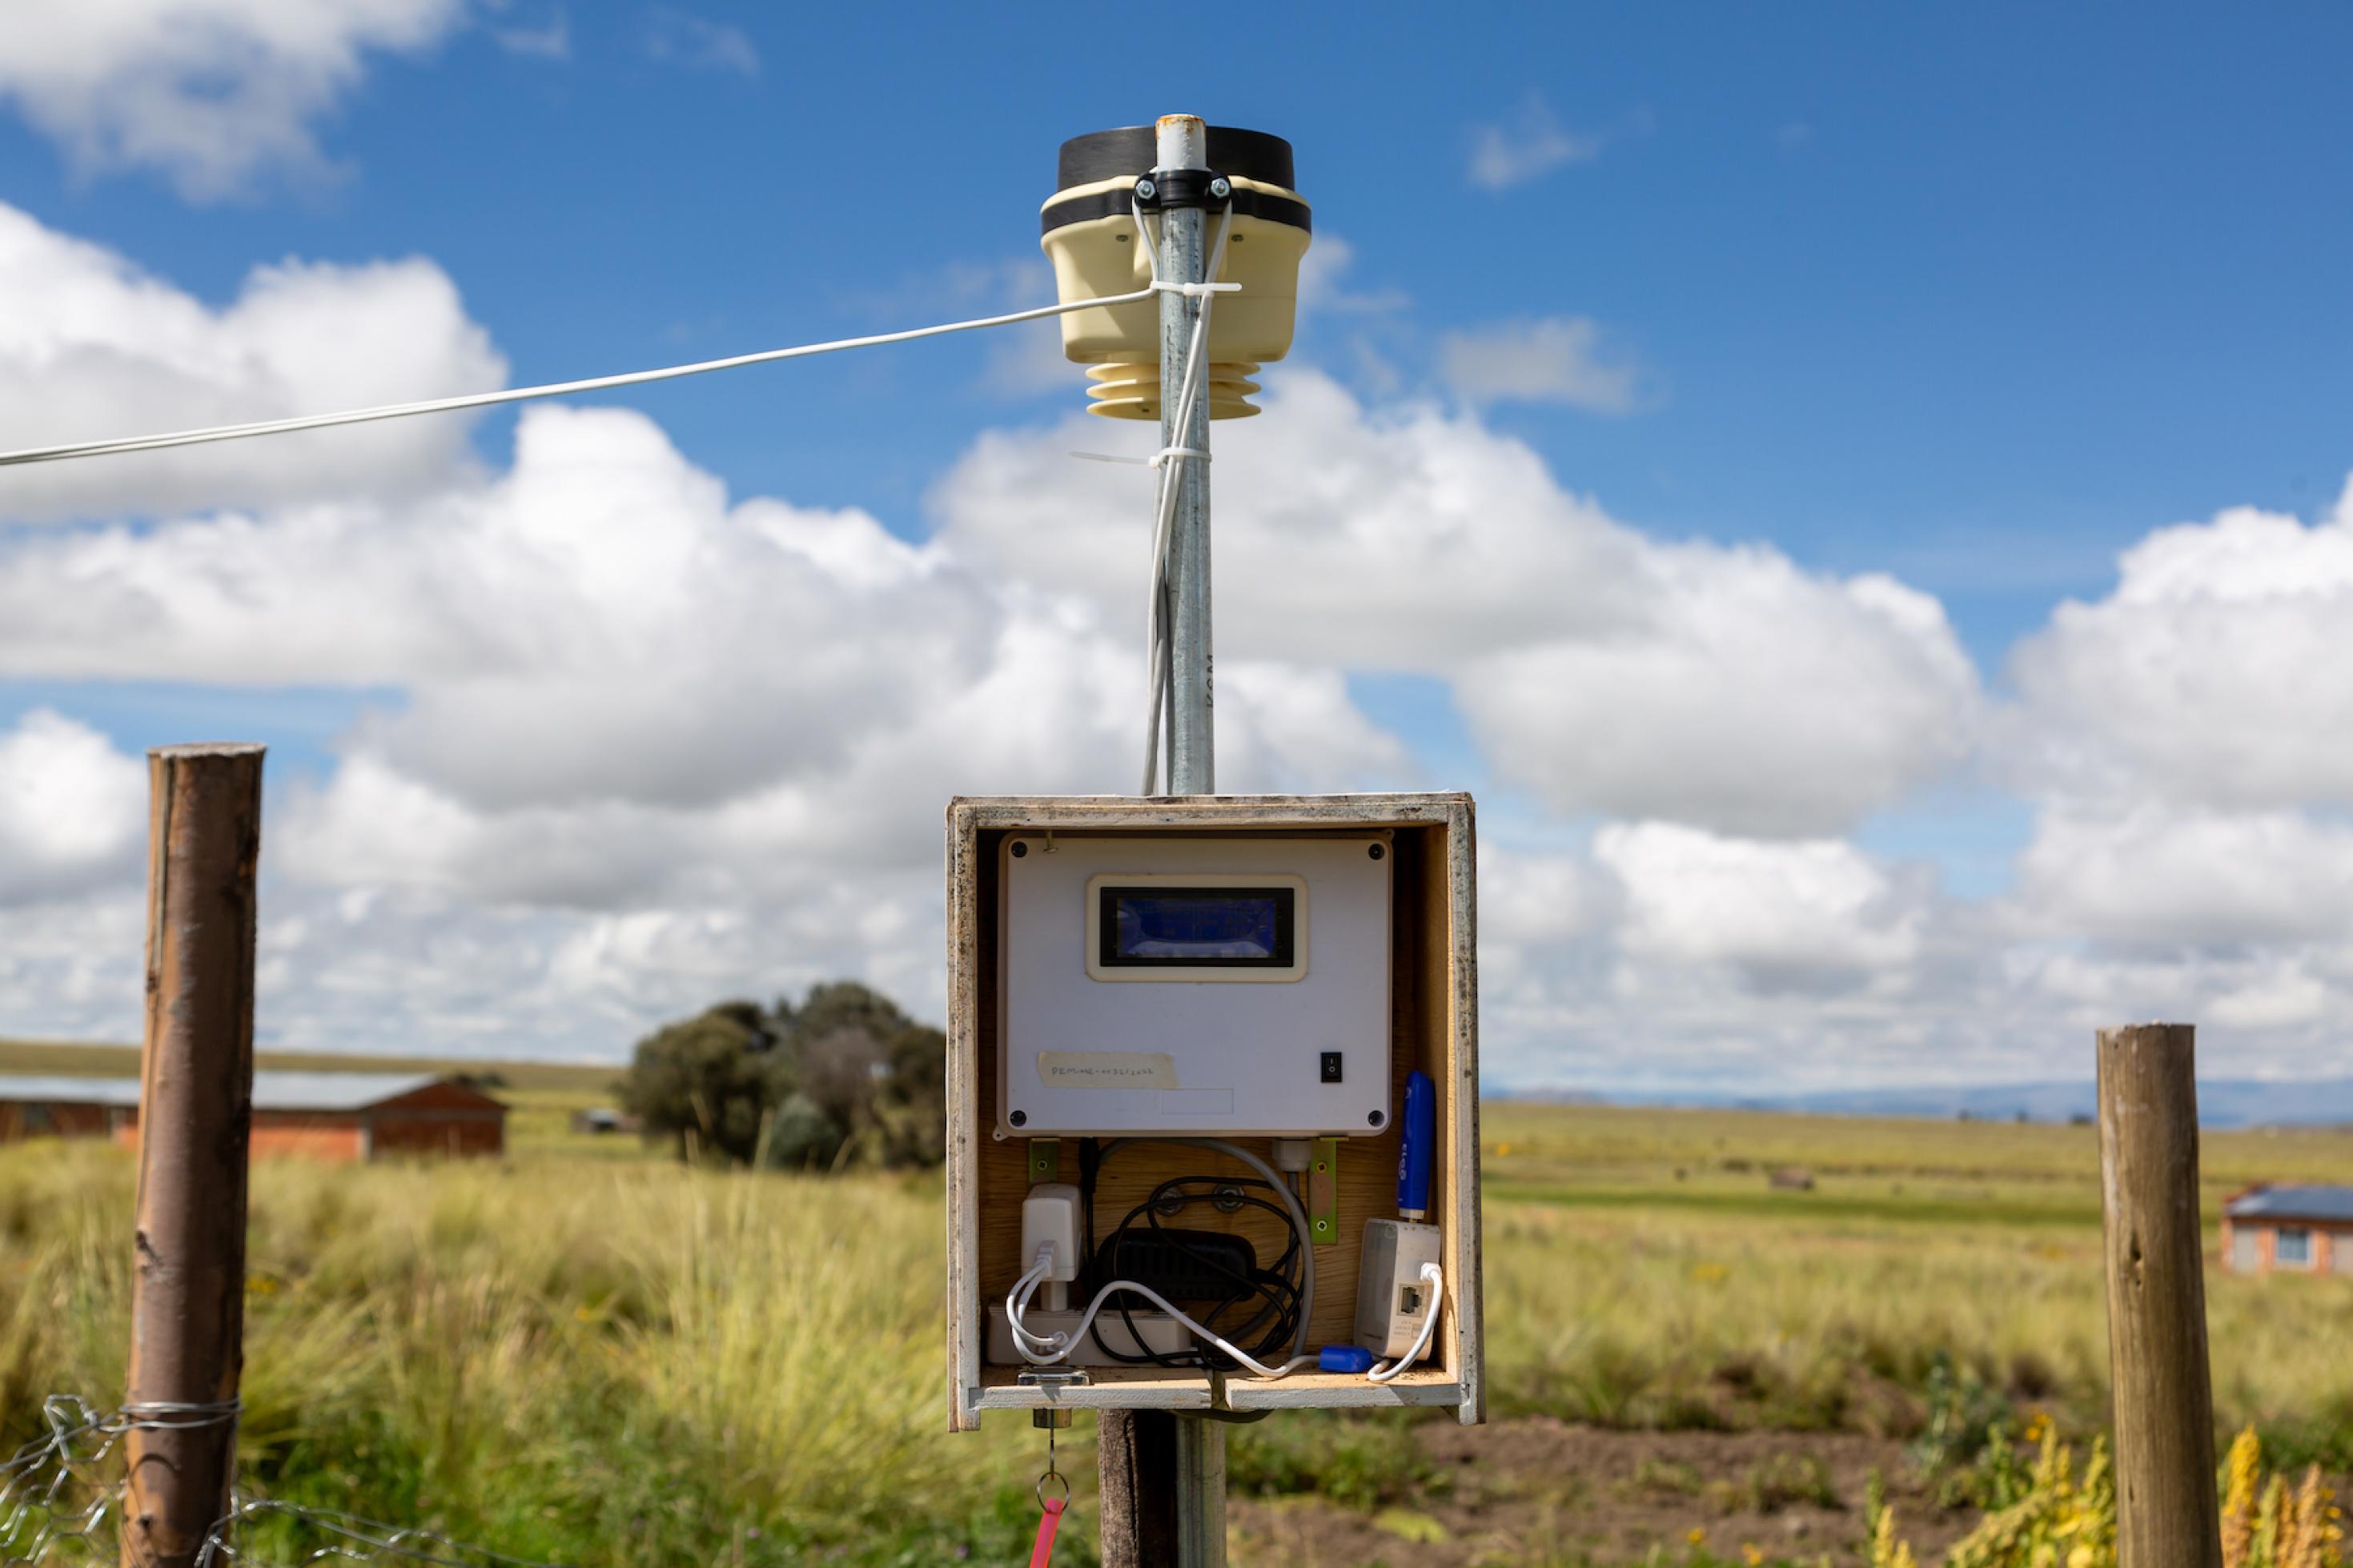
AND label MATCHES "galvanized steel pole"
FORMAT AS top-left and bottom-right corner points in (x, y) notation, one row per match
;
(1158, 112), (1215, 798)
(1099, 116), (1230, 1568)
